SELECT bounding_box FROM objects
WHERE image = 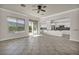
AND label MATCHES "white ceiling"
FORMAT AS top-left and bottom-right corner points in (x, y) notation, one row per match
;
(0, 4), (79, 18)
